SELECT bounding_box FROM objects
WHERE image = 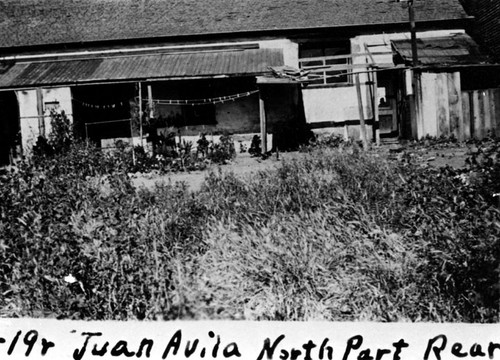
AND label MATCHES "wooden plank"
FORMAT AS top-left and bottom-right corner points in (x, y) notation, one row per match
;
(301, 63), (374, 72)
(138, 82), (143, 142)
(494, 89), (500, 137)
(472, 90), (480, 139)
(420, 72), (438, 137)
(355, 73), (369, 150)
(436, 73), (450, 137)
(461, 91), (471, 140)
(372, 69), (380, 145)
(259, 92), (267, 153)
(36, 88), (45, 137)
(447, 72), (462, 140)
(299, 52), (391, 63)
(409, 70), (418, 139)
(477, 90), (486, 139)
(483, 89), (492, 138)
(364, 44), (376, 65)
(488, 88), (496, 137)
(148, 84), (154, 118)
